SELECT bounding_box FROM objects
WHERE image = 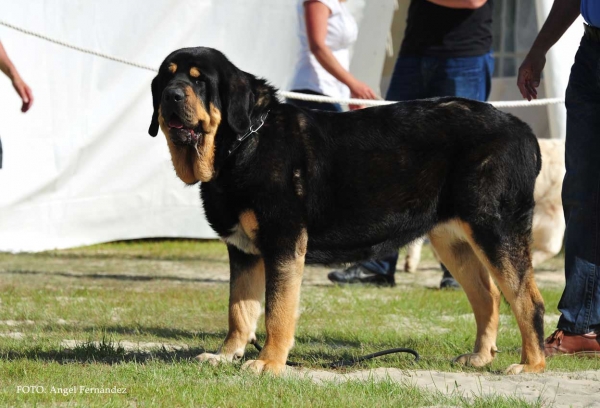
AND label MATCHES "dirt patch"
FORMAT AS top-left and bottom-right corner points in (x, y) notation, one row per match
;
(300, 367), (600, 407)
